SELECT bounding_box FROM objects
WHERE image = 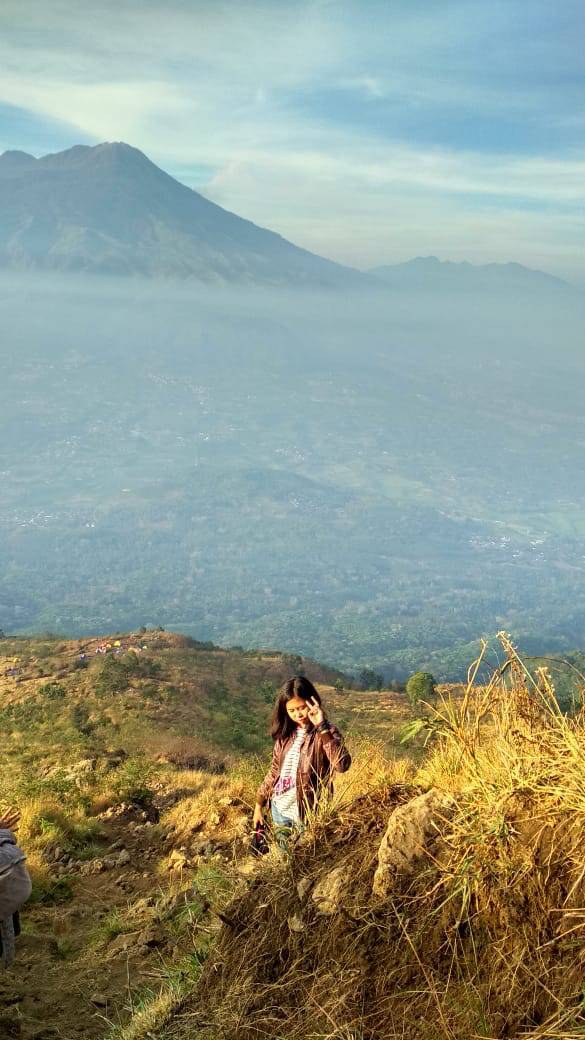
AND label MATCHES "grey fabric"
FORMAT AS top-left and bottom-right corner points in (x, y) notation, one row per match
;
(0, 915), (15, 969)
(0, 830), (32, 967)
